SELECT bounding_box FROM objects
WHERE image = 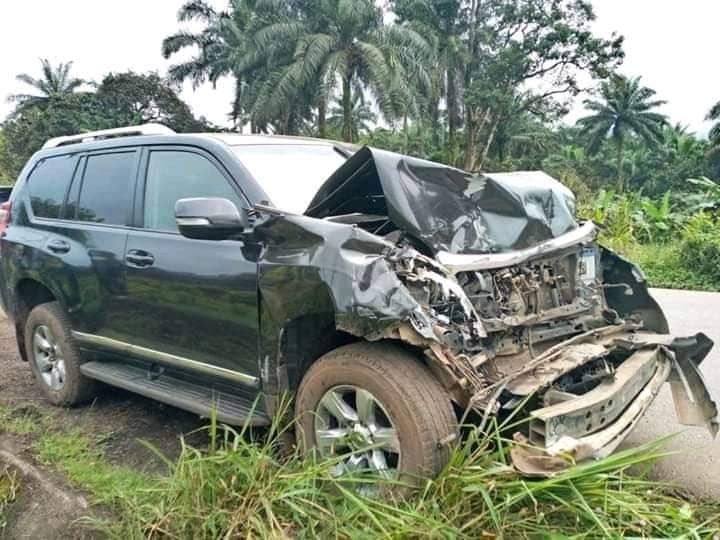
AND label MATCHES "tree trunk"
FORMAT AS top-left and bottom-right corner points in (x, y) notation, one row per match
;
(447, 68), (458, 147)
(342, 76), (352, 142)
(403, 113), (409, 153)
(616, 138), (625, 191)
(318, 96), (327, 139)
(430, 96), (440, 147)
(463, 105), (476, 170)
(473, 115), (498, 171)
